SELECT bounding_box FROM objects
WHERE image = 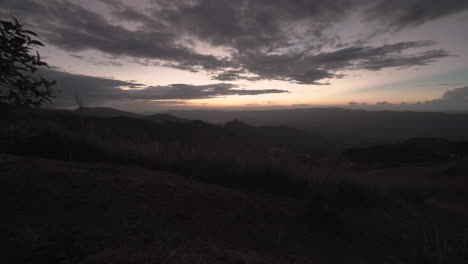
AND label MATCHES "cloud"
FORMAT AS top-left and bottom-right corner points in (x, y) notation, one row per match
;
(125, 83), (289, 100)
(0, 0), (463, 84)
(101, 0), (156, 25)
(44, 70), (288, 108)
(211, 69), (262, 81)
(310, 41), (441, 69)
(357, 49), (450, 70)
(365, 0), (468, 30)
(439, 83), (465, 86)
(70, 54), (125, 67)
(229, 41), (448, 84)
(152, 0), (356, 52)
(44, 70), (144, 107)
(439, 86), (468, 102)
(347, 86), (468, 112)
(1, 0), (229, 71)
